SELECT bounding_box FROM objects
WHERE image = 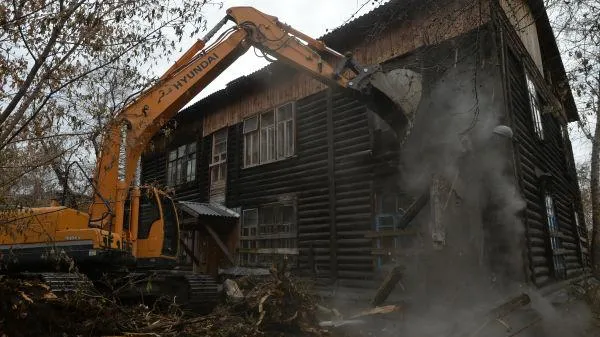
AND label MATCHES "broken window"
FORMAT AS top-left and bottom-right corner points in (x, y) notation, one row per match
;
(243, 102), (296, 167)
(243, 116), (259, 167)
(209, 128), (227, 184)
(239, 202), (297, 267)
(545, 194), (566, 278)
(260, 110), (276, 163)
(276, 102), (295, 159)
(166, 142), (196, 186)
(526, 73), (544, 140)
